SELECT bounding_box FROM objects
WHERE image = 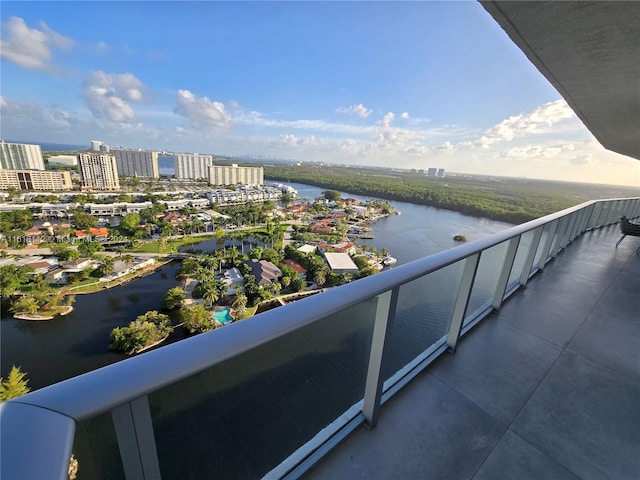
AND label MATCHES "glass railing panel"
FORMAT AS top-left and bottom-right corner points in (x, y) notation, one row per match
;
(72, 411), (125, 480)
(148, 299), (377, 480)
(507, 230), (534, 291)
(382, 261), (464, 381)
(533, 223), (551, 267)
(465, 241), (509, 322)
